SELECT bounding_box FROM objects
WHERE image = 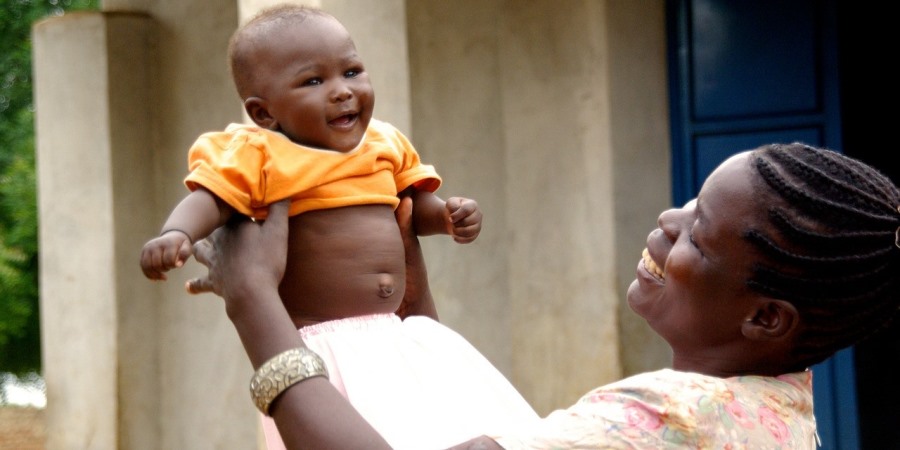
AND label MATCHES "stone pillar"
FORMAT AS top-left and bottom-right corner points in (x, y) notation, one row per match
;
(407, 0), (670, 414)
(34, 4), (253, 448)
(495, 0), (623, 413)
(605, 0), (673, 377)
(33, 12), (160, 450)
